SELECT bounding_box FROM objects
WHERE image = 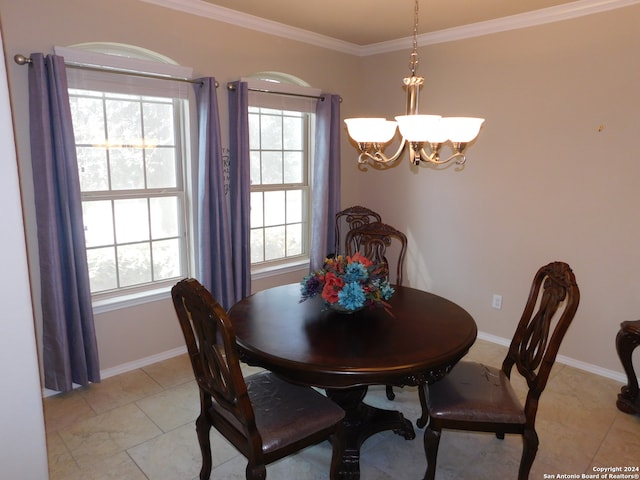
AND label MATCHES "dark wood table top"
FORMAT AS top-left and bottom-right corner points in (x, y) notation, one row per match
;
(228, 283), (477, 389)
